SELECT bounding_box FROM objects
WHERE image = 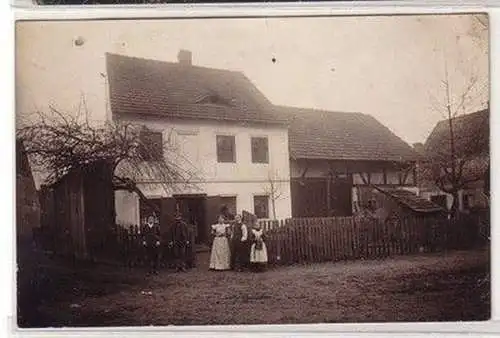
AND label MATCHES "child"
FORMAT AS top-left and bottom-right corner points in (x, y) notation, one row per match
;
(249, 221), (268, 272)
